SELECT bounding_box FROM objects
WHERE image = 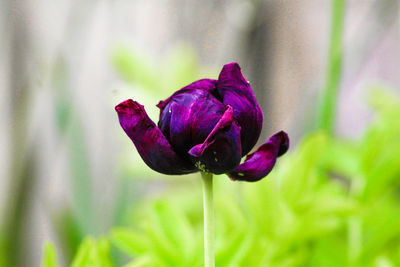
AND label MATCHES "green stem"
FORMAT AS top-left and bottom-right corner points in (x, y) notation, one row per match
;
(201, 172), (214, 267)
(317, 0), (345, 134)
